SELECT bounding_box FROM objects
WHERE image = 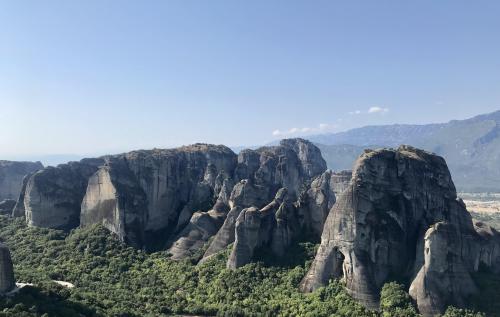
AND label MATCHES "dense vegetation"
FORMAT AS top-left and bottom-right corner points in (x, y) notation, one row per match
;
(0, 215), (493, 316)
